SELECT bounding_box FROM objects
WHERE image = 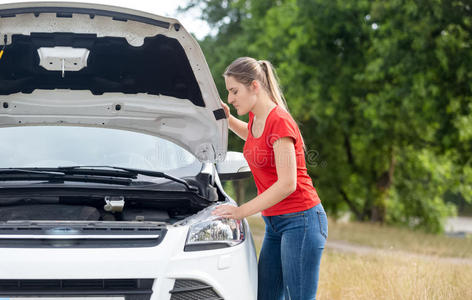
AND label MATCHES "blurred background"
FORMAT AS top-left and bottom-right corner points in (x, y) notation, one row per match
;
(178, 0), (472, 235)
(5, 0), (470, 233)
